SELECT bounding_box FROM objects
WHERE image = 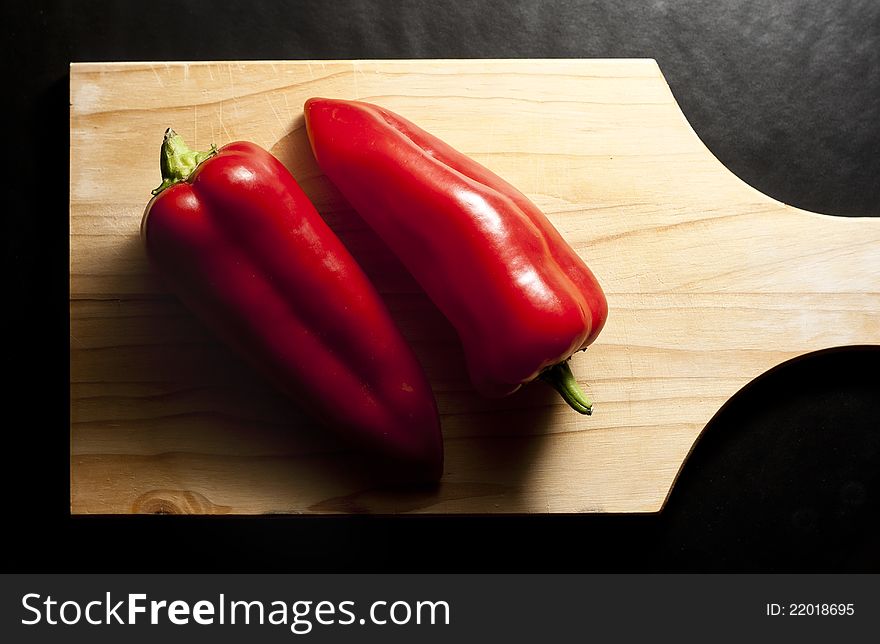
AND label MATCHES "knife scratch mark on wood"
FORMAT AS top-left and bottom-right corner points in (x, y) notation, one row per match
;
(226, 66), (241, 118)
(149, 65), (165, 88)
(218, 101), (232, 142)
(306, 62), (314, 80)
(265, 95), (286, 135)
